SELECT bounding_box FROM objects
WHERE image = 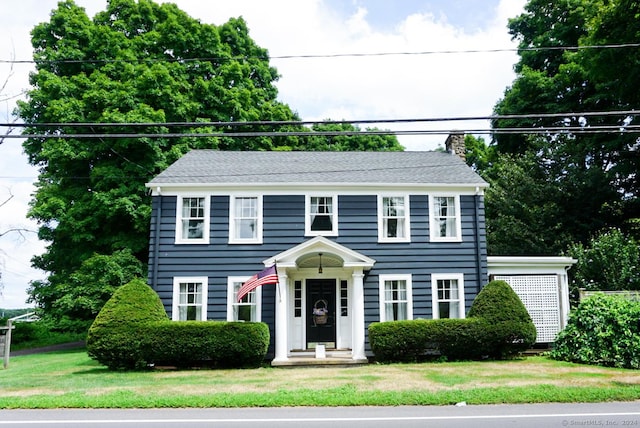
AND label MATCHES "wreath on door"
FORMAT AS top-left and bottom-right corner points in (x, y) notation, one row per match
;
(312, 299), (329, 325)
